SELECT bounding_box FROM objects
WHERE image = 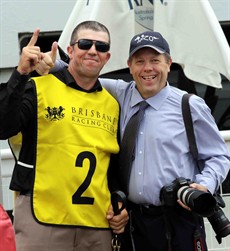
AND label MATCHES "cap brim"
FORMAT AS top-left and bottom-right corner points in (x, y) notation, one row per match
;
(129, 45), (166, 58)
